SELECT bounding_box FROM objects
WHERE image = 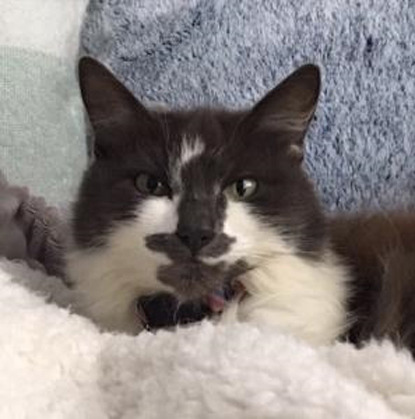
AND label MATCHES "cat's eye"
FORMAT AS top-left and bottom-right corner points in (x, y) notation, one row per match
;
(135, 173), (169, 197)
(226, 179), (258, 200)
